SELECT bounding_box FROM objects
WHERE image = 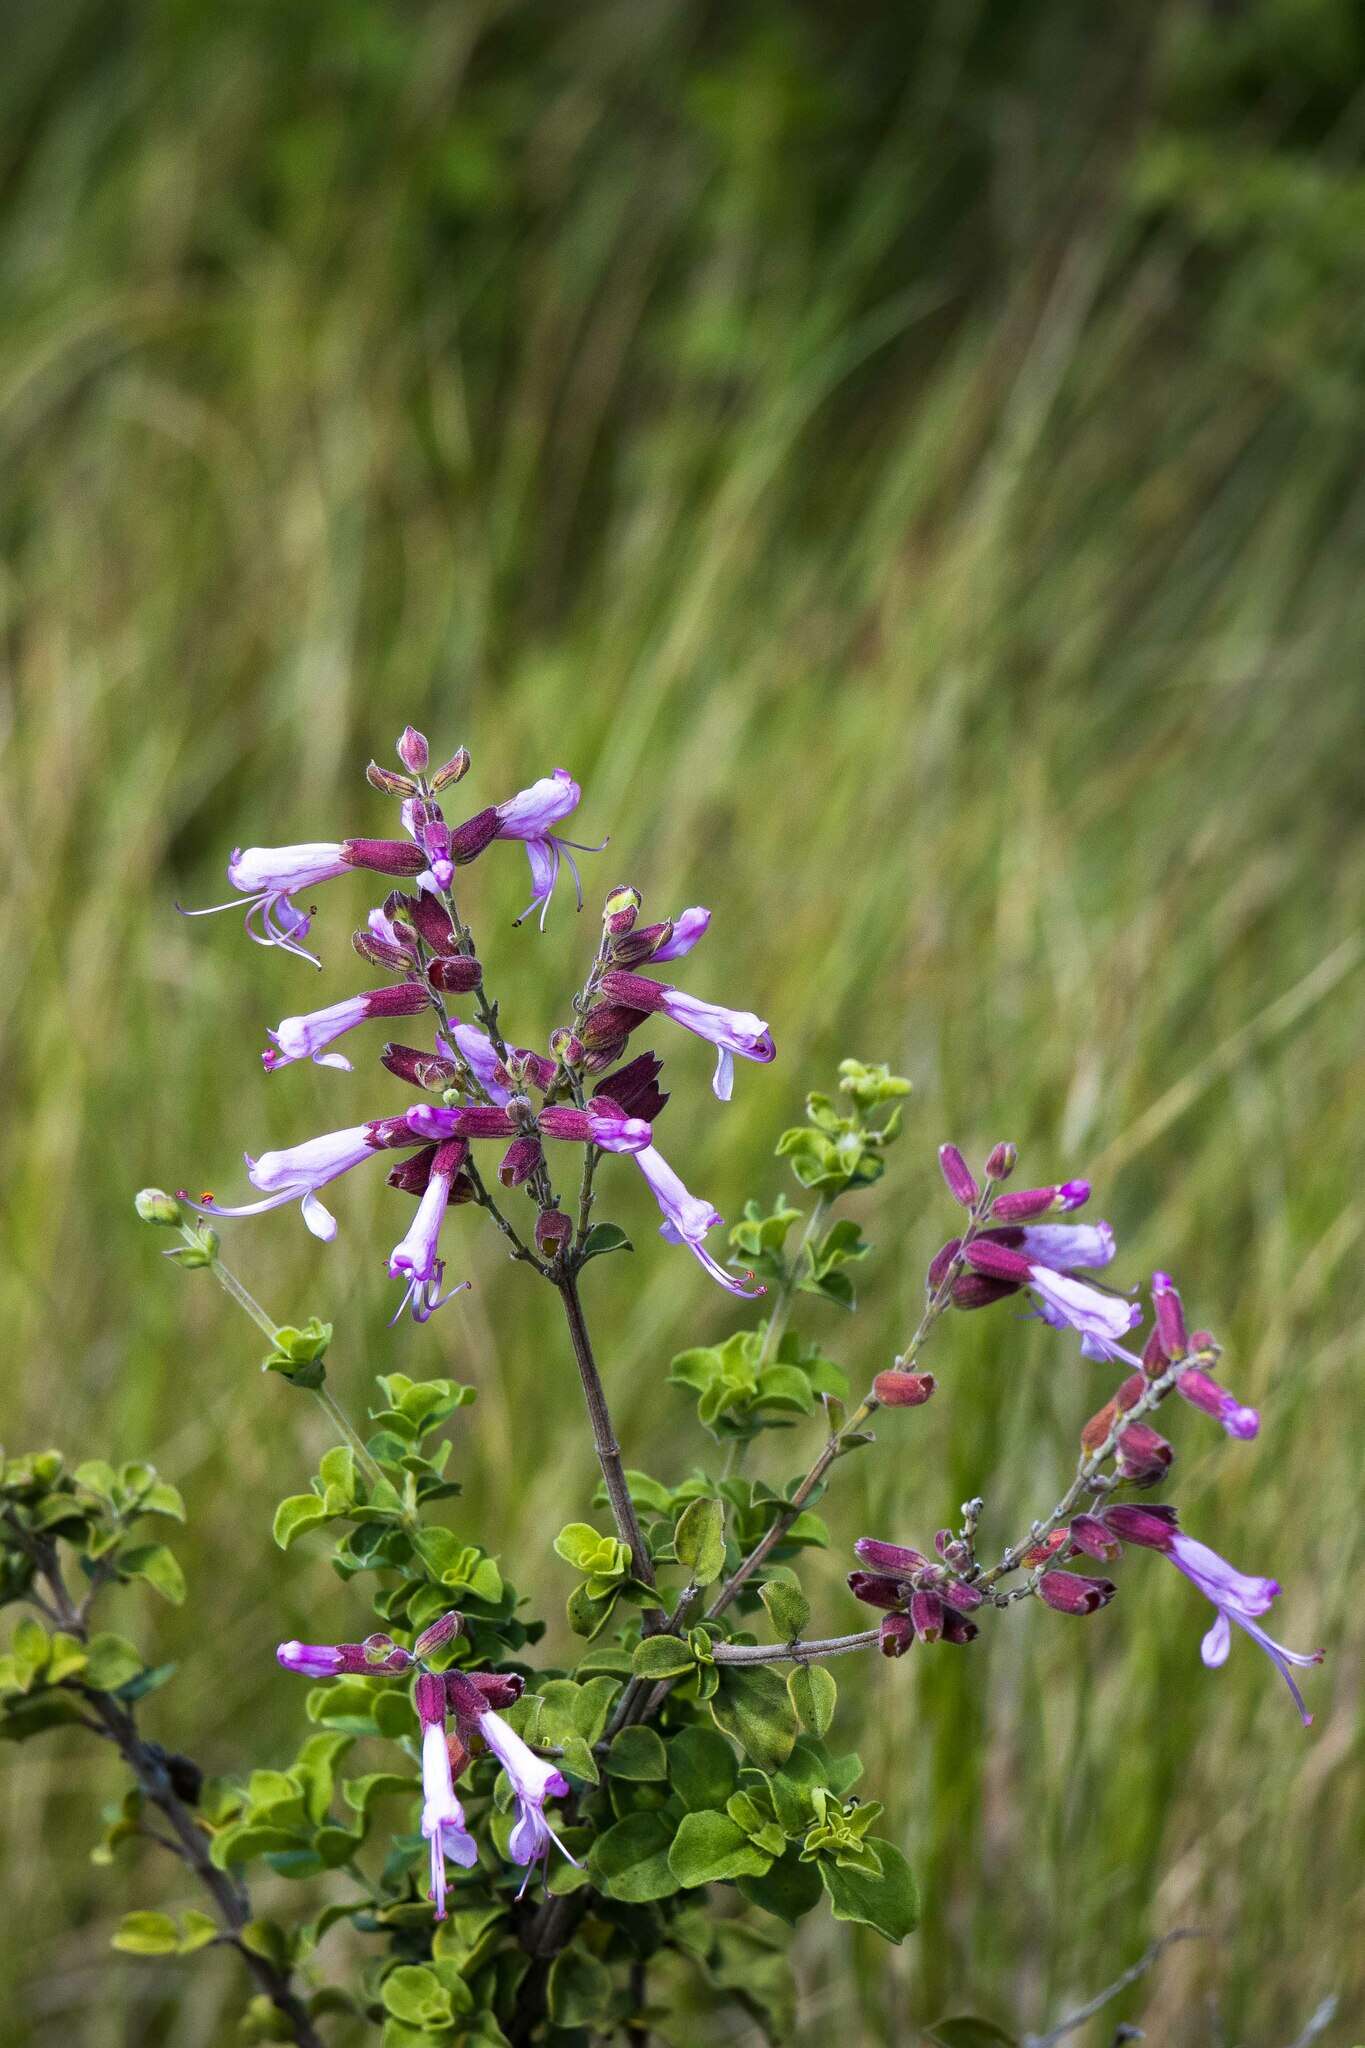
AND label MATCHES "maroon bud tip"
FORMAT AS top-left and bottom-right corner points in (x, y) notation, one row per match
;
(984, 1141), (1017, 1181)
(853, 1537), (929, 1576)
(941, 1610), (981, 1645)
(1103, 1503), (1179, 1551)
(938, 1144), (980, 1208)
(872, 1369), (936, 1407)
(847, 1570), (906, 1611)
(991, 1185), (1061, 1221)
(413, 1610), (464, 1658)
